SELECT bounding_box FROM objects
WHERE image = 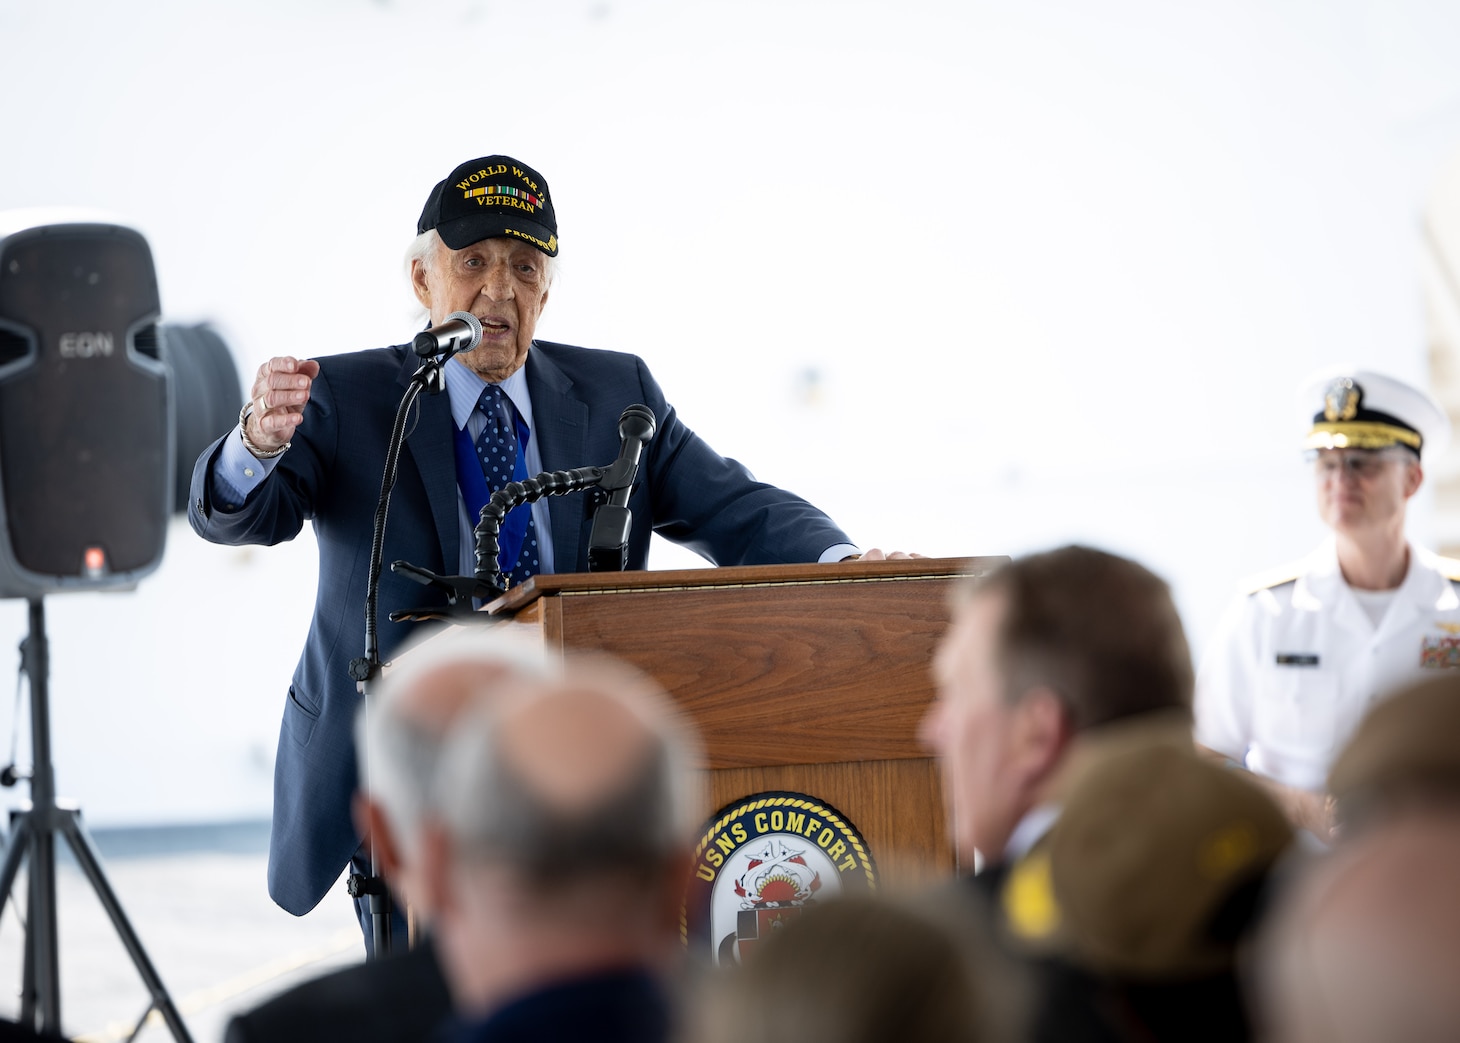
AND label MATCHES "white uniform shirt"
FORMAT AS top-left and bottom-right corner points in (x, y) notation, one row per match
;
(1195, 540), (1460, 792)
